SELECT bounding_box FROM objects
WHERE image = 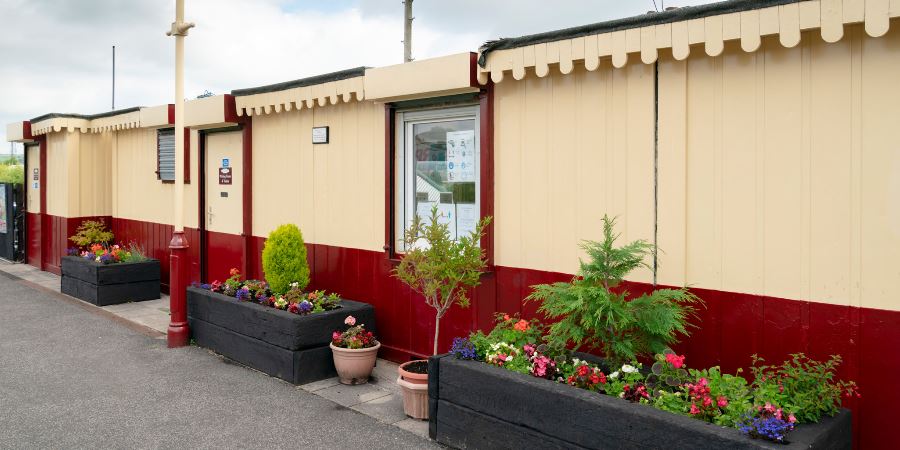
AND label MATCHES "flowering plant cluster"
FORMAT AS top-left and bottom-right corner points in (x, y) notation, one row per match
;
(452, 312), (858, 444)
(331, 315), (378, 349)
(68, 243), (148, 264)
(200, 268), (341, 316)
(737, 403), (797, 443)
